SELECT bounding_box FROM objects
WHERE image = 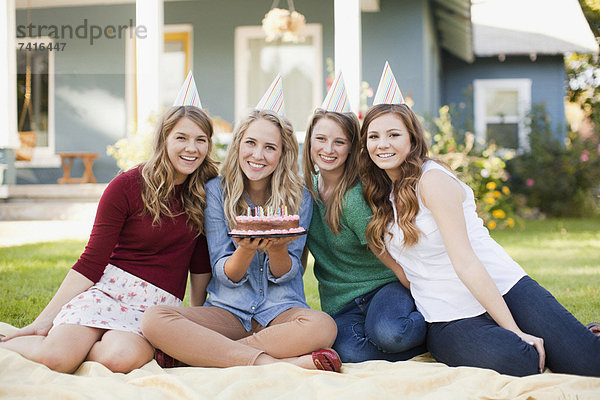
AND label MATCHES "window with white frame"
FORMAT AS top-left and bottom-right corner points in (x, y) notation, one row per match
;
(235, 24), (322, 132)
(15, 36), (57, 167)
(474, 79), (531, 151)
